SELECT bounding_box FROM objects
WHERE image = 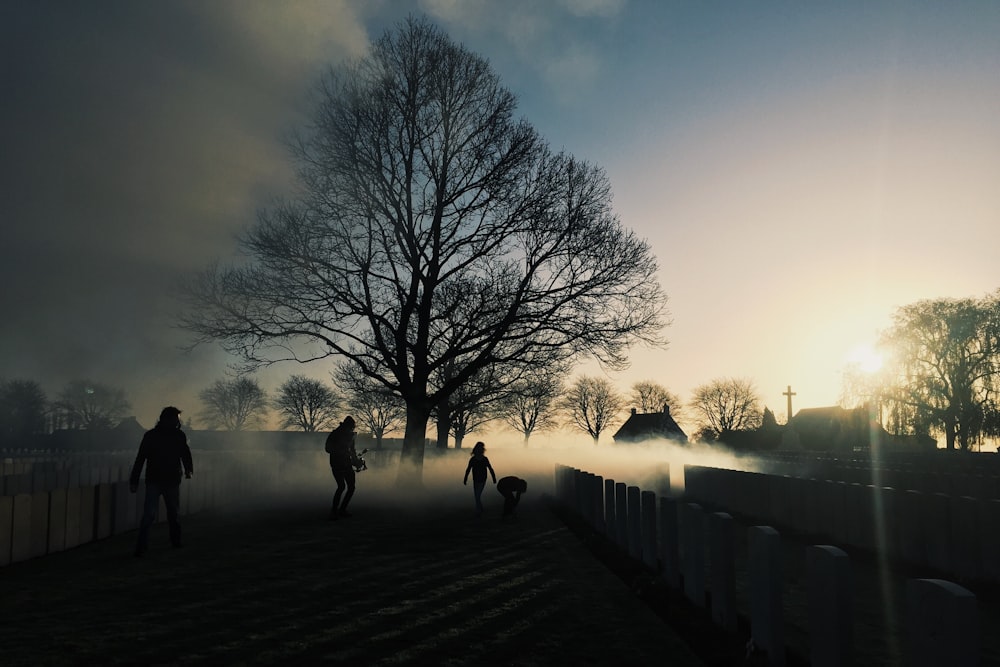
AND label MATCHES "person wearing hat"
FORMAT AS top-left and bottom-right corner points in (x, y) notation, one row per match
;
(325, 415), (359, 520)
(129, 406), (194, 556)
